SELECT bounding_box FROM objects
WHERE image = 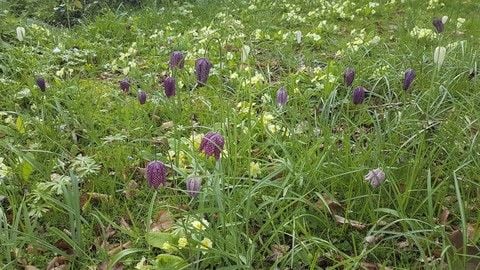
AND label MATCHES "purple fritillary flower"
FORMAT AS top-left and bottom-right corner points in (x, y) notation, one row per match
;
(432, 18), (444, 33)
(138, 90), (147, 104)
(352, 86), (366, 105)
(163, 76), (176, 98)
(343, 68), (355, 87)
(403, 69), (416, 91)
(276, 86), (288, 107)
(146, 161), (167, 188)
(169, 51), (185, 69)
(364, 168), (386, 188)
(195, 58), (212, 86)
(199, 132), (224, 160)
(186, 177), (201, 197)
(120, 78), (130, 93)
(36, 77), (46, 91)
